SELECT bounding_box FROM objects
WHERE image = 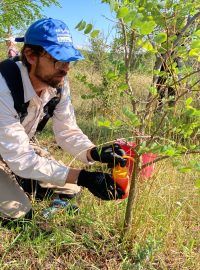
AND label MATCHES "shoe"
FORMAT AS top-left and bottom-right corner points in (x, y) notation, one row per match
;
(42, 198), (80, 219)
